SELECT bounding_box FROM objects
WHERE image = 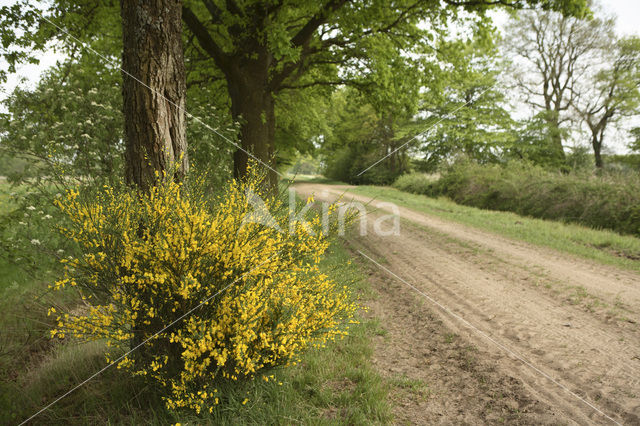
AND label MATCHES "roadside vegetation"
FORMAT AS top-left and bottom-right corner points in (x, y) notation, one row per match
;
(394, 161), (640, 237)
(349, 183), (640, 272)
(0, 178), (390, 424)
(0, 0), (638, 424)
